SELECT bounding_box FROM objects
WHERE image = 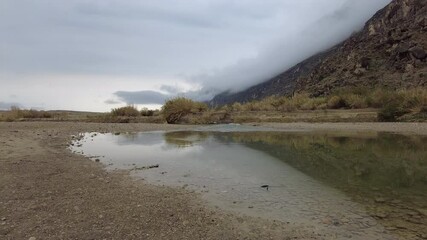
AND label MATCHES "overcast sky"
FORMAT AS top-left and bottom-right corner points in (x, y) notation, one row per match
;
(0, 0), (391, 111)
